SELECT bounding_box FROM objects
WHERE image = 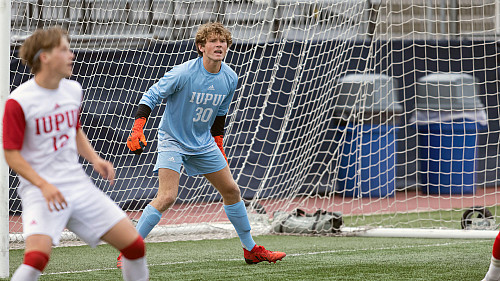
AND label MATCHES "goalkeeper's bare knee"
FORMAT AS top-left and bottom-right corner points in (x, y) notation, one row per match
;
(151, 195), (175, 212)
